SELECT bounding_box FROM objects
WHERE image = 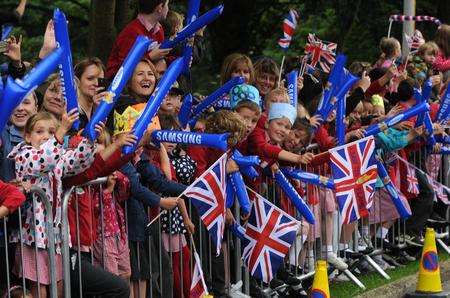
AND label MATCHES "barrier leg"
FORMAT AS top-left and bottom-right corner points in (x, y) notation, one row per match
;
(437, 239), (450, 255)
(342, 269), (366, 289)
(363, 255), (391, 280)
